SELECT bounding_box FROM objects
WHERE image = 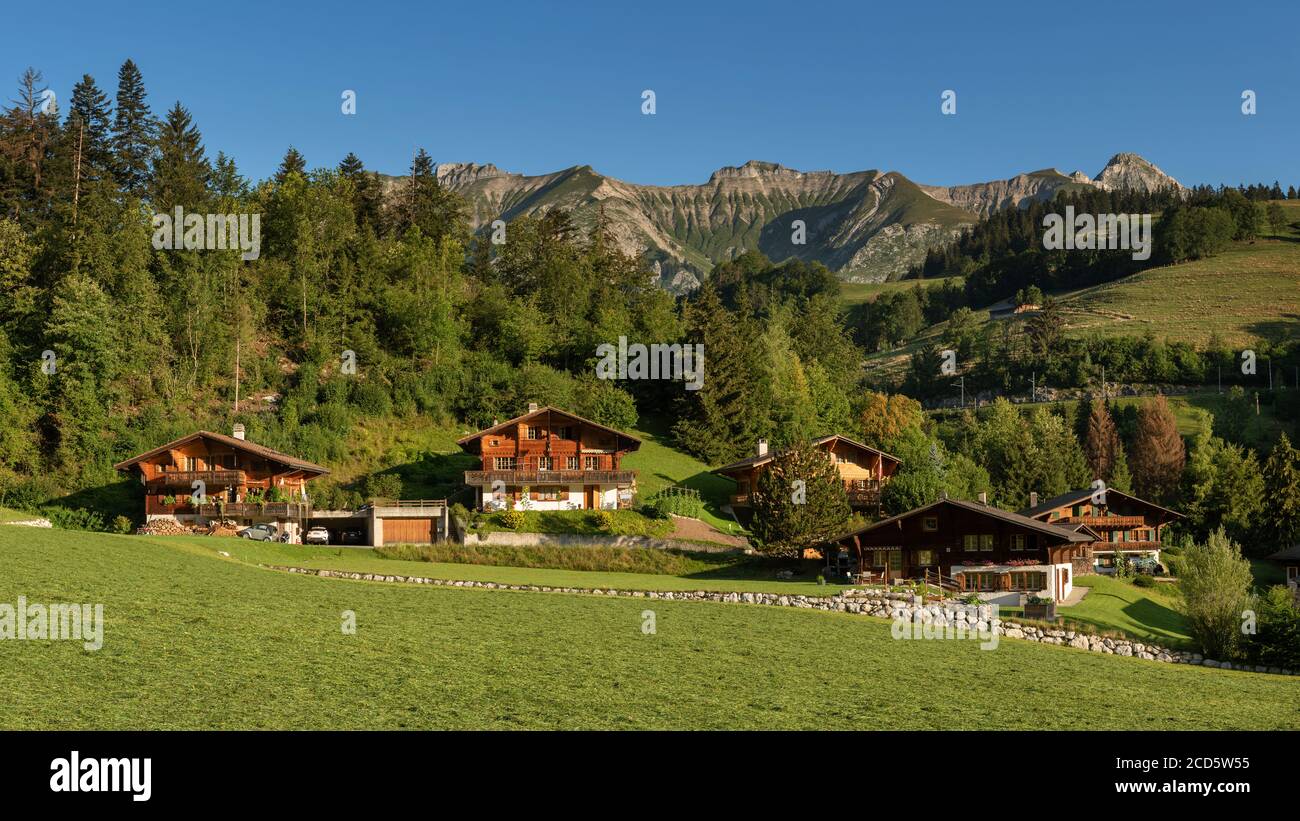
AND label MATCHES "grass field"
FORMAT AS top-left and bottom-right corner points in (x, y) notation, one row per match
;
(624, 418), (744, 534)
(1061, 576), (1191, 646)
(839, 276), (963, 306)
(864, 201), (1300, 377)
(3, 526), (1298, 730)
